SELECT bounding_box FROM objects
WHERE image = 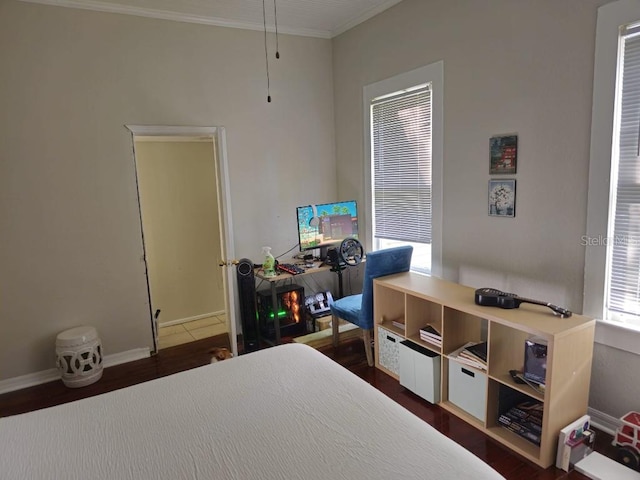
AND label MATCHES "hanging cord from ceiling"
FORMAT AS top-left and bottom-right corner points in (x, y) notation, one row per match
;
(273, 0), (280, 59)
(262, 0), (271, 102)
(262, 0), (280, 102)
